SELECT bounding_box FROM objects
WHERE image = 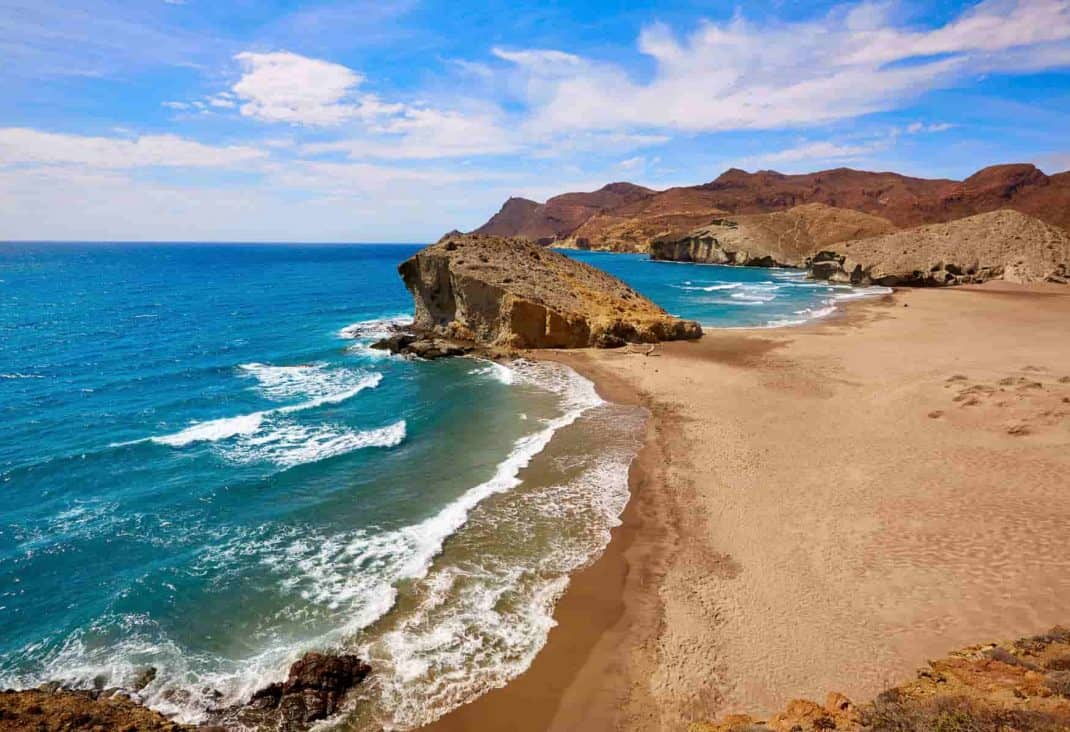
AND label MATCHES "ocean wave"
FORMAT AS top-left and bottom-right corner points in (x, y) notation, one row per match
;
(126, 371), (382, 449)
(223, 420), (406, 468)
(0, 372), (44, 380)
(151, 412), (266, 447)
(467, 361), (515, 385)
(238, 362), (379, 402)
(672, 282), (742, 292)
(363, 403), (642, 729)
(4, 361), (620, 727)
(337, 314), (412, 341)
(730, 291), (777, 303)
